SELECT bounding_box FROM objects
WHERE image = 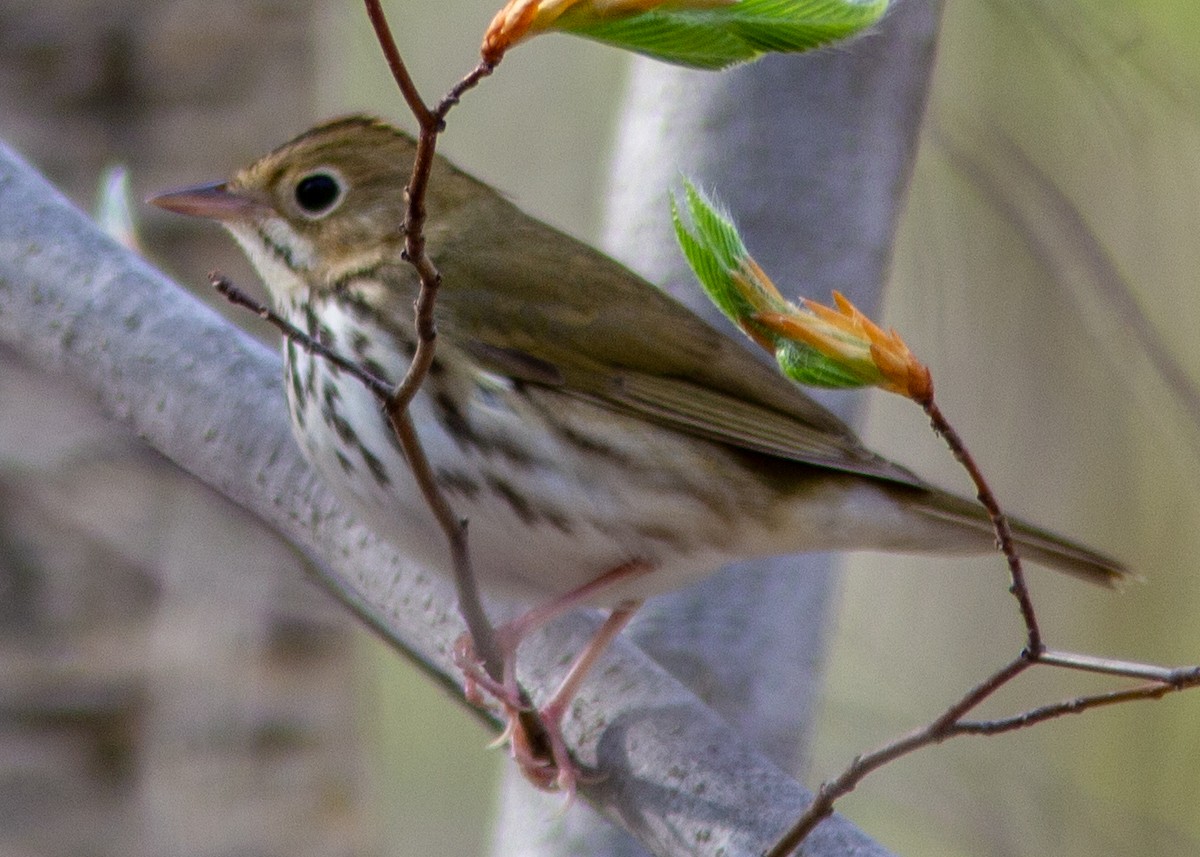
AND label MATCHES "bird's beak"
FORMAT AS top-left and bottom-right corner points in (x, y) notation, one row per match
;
(148, 181), (270, 222)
